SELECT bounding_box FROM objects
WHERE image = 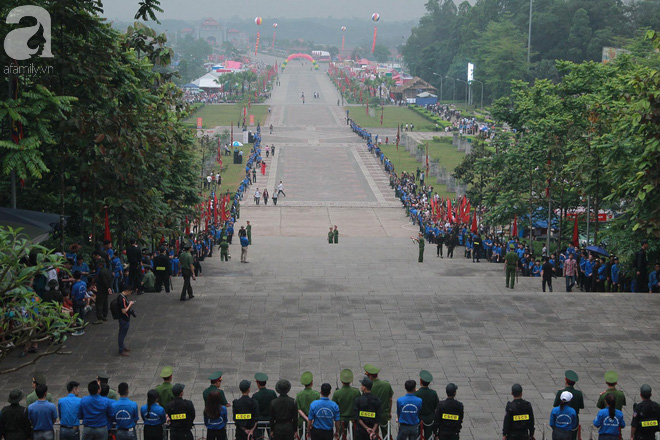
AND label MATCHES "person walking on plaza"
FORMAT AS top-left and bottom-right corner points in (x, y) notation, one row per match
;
(412, 233), (425, 263)
(296, 372), (320, 437)
(549, 392), (577, 440)
(270, 380), (298, 440)
(505, 244), (518, 289)
(140, 390), (166, 440)
(27, 384), (58, 440)
(153, 247), (172, 293)
(564, 253), (578, 292)
(233, 381), (259, 440)
(272, 189), (278, 205)
(277, 181), (286, 197)
(240, 234), (250, 263)
(542, 257), (554, 292)
(364, 364), (393, 438)
(179, 243), (195, 301)
(117, 289), (135, 356)
(630, 384), (660, 440)
(333, 226), (339, 244)
(254, 188), (261, 205)
(502, 384), (535, 440)
(353, 377), (382, 440)
(0, 389), (32, 440)
(307, 384), (340, 440)
(155, 367), (175, 409)
(263, 188), (269, 206)
(433, 383), (463, 440)
(220, 238), (230, 262)
(553, 370), (584, 440)
(110, 383), (138, 440)
(396, 381), (422, 440)
(597, 371), (626, 411)
(332, 369), (361, 438)
(328, 227), (334, 244)
(593, 394), (625, 440)
(58, 381), (82, 440)
(247, 221), (252, 244)
(166, 384), (195, 440)
(415, 371), (439, 440)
